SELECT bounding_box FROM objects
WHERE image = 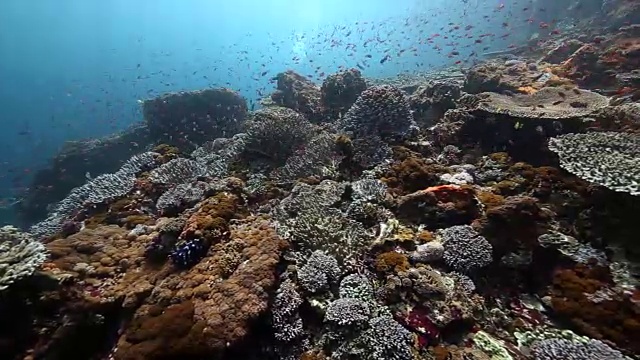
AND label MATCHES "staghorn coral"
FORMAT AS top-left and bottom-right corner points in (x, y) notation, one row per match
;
(244, 106), (316, 164)
(440, 225), (493, 273)
(340, 84), (416, 140)
(297, 250), (341, 294)
(548, 131), (640, 195)
(321, 68), (367, 118)
(0, 226), (47, 291)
